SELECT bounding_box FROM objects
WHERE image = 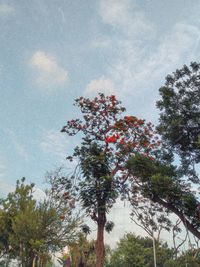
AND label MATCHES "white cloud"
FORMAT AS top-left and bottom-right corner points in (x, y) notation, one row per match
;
(30, 51), (68, 88)
(40, 129), (68, 161)
(33, 187), (46, 202)
(99, 0), (154, 38)
(99, 0), (131, 26)
(85, 76), (116, 96)
(0, 4), (15, 15)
